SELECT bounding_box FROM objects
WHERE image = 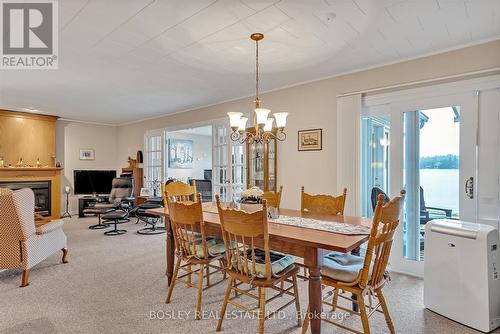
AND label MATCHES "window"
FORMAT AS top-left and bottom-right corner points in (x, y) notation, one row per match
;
(361, 116), (390, 217)
(144, 131), (164, 195)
